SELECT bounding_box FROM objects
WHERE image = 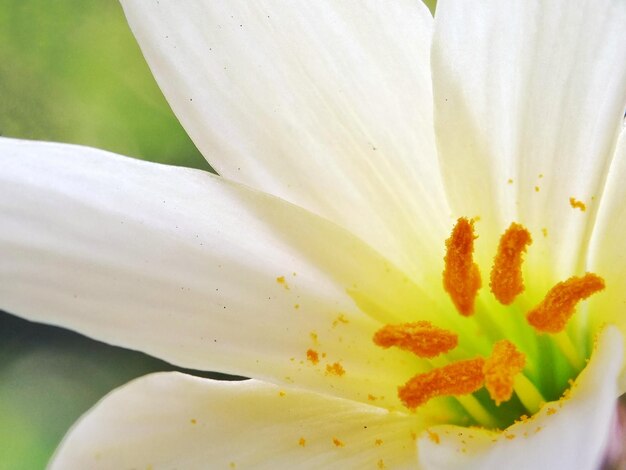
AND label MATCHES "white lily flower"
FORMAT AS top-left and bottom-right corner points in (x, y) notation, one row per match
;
(1, 0), (625, 468)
